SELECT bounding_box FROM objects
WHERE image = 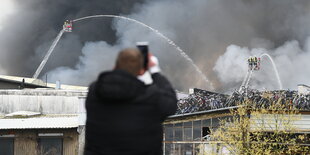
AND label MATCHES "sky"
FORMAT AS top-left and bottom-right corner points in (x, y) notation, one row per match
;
(0, 0), (310, 92)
